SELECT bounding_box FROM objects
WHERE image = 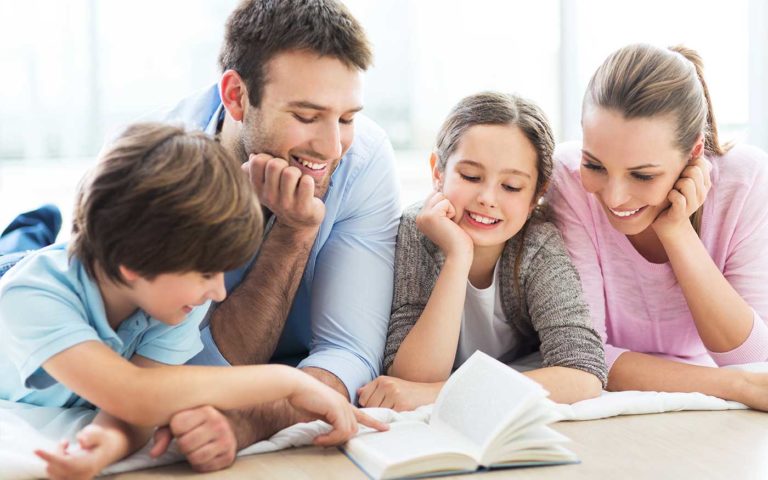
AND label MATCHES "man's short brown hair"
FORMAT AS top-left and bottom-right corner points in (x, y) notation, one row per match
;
(219, 0), (373, 108)
(70, 122), (263, 283)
